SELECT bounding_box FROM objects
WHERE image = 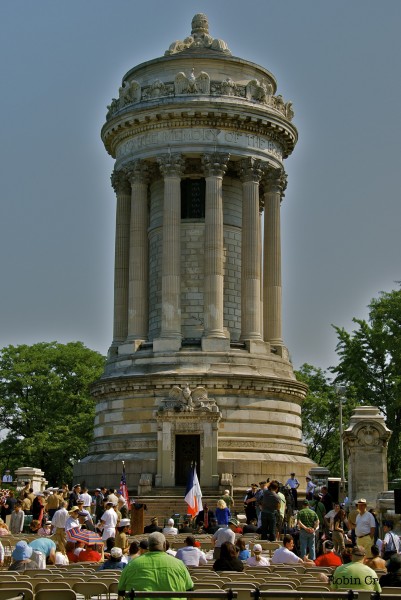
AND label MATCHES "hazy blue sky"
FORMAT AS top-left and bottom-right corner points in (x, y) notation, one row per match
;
(1, 0), (400, 372)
